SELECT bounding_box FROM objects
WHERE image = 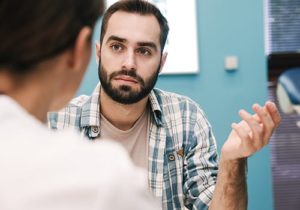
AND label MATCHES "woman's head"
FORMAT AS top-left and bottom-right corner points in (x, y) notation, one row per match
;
(0, 0), (105, 116)
(0, 0), (104, 74)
